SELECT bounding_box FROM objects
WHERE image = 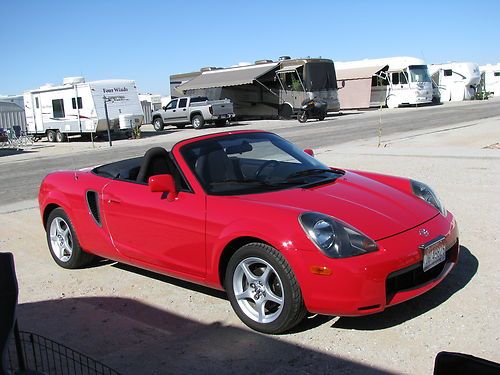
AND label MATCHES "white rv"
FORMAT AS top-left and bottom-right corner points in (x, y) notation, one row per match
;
(429, 63), (480, 101)
(479, 64), (500, 96)
(336, 57), (433, 108)
(23, 77), (144, 142)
